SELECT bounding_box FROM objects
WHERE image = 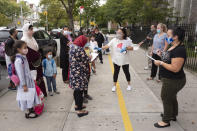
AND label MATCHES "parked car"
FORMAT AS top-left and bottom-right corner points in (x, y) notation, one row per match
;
(50, 29), (62, 39)
(0, 29), (57, 62)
